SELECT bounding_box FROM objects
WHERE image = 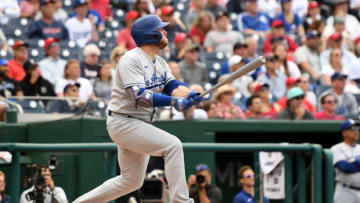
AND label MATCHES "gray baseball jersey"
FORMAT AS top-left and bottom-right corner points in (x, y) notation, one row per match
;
(331, 142), (360, 187)
(108, 47), (175, 122)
